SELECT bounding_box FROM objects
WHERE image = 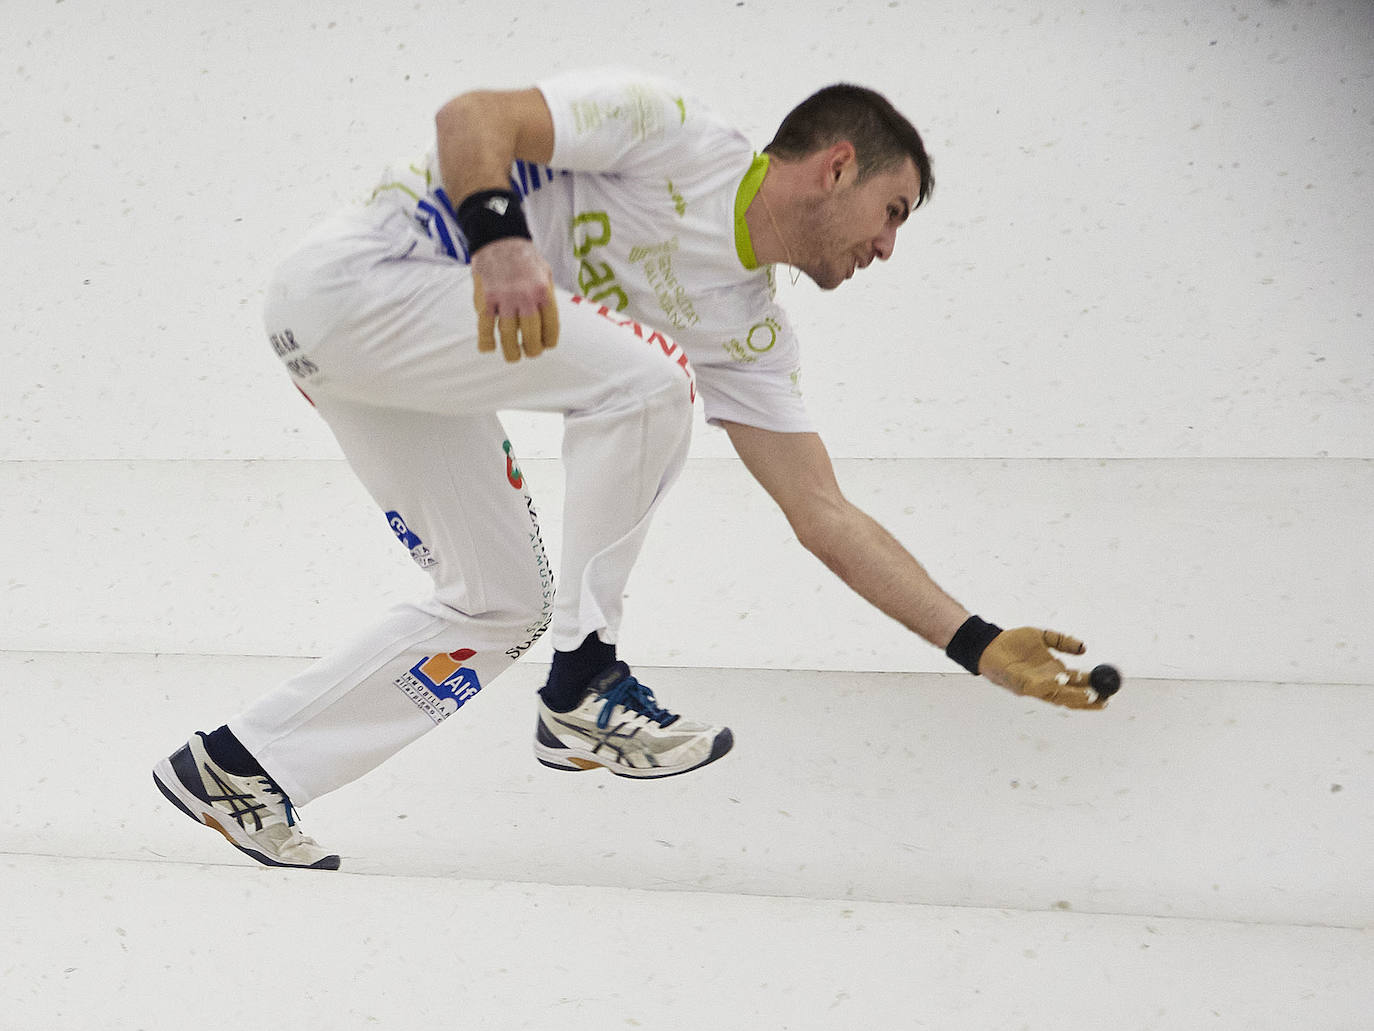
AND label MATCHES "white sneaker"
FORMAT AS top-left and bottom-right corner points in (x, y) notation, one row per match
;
(153, 733), (340, 870)
(534, 662), (733, 779)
